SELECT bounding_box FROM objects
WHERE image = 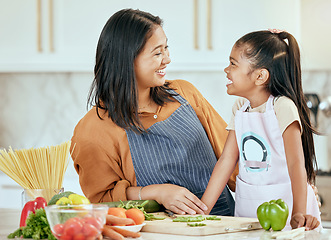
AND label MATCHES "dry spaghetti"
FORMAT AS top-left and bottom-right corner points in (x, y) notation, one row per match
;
(0, 141), (71, 191)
